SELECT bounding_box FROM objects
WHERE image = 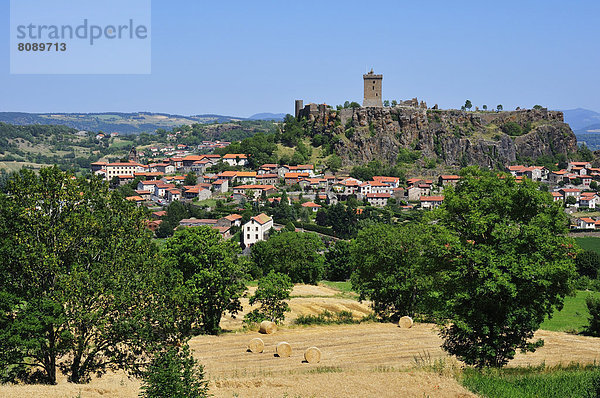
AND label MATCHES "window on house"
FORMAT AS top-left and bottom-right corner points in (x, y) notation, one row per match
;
(247, 234), (250, 239)
(255, 234), (258, 239)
